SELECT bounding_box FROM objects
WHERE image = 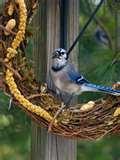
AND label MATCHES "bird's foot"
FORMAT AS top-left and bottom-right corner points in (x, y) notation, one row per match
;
(48, 102), (66, 132)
